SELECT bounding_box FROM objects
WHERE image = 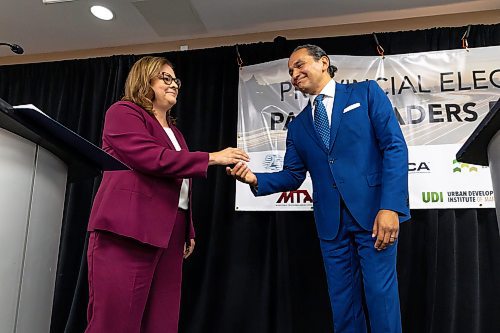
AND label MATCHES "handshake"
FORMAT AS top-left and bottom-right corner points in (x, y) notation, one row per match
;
(208, 147), (257, 187)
